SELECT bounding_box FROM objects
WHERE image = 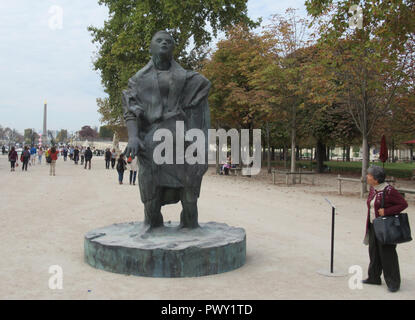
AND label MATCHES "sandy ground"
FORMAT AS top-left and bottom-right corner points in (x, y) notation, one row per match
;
(1, 154), (414, 300)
